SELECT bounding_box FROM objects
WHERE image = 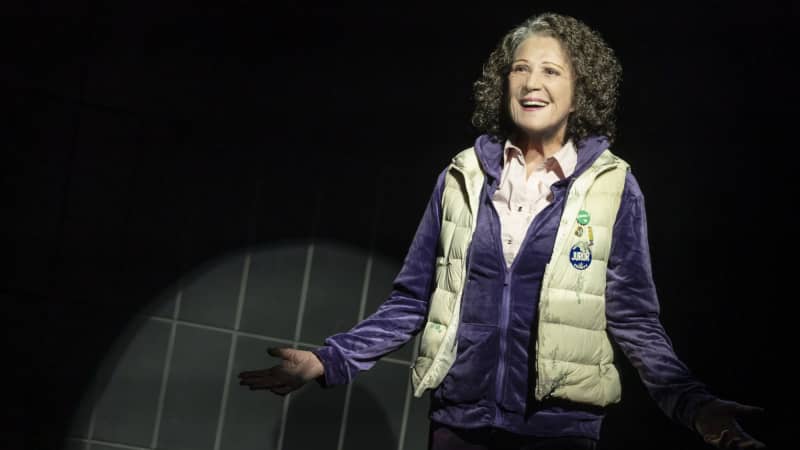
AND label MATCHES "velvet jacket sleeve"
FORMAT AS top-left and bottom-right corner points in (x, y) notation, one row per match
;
(312, 169), (447, 386)
(605, 171), (716, 430)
